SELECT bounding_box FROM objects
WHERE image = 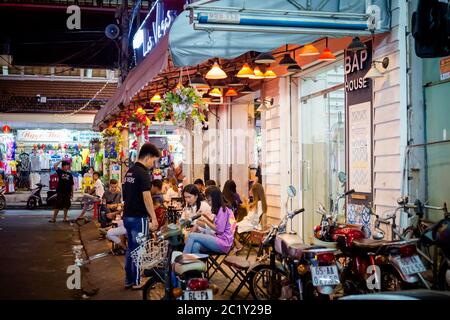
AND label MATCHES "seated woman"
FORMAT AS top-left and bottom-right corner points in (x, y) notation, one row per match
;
(183, 186), (237, 254)
(181, 184), (212, 221)
(164, 177), (180, 205)
(222, 180), (243, 213)
(233, 182), (268, 253)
